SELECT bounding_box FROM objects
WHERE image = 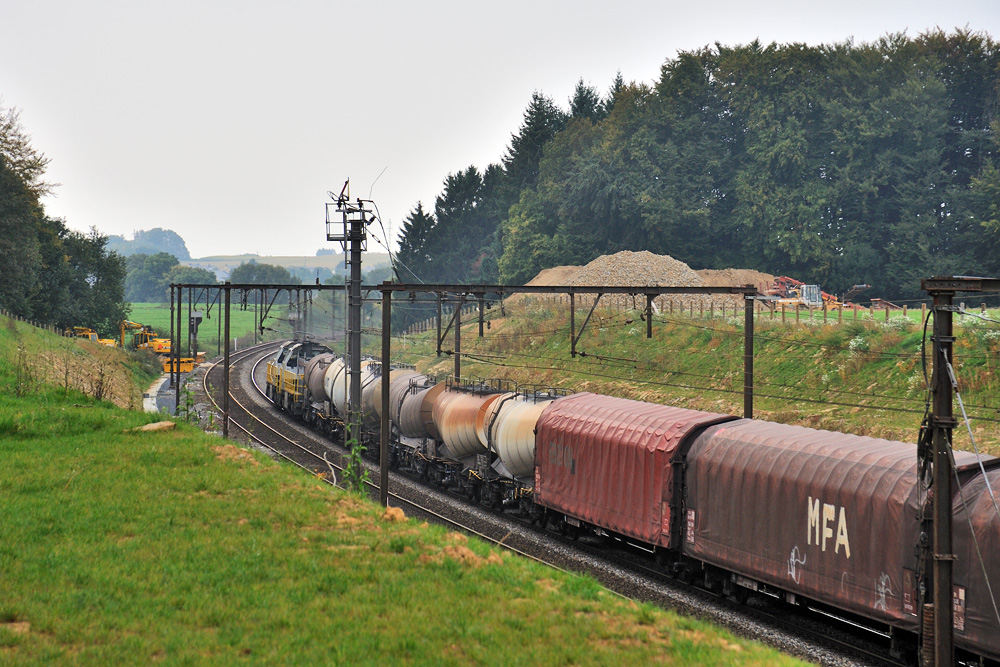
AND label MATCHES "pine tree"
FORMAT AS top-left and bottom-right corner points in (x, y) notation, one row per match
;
(502, 92), (567, 192)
